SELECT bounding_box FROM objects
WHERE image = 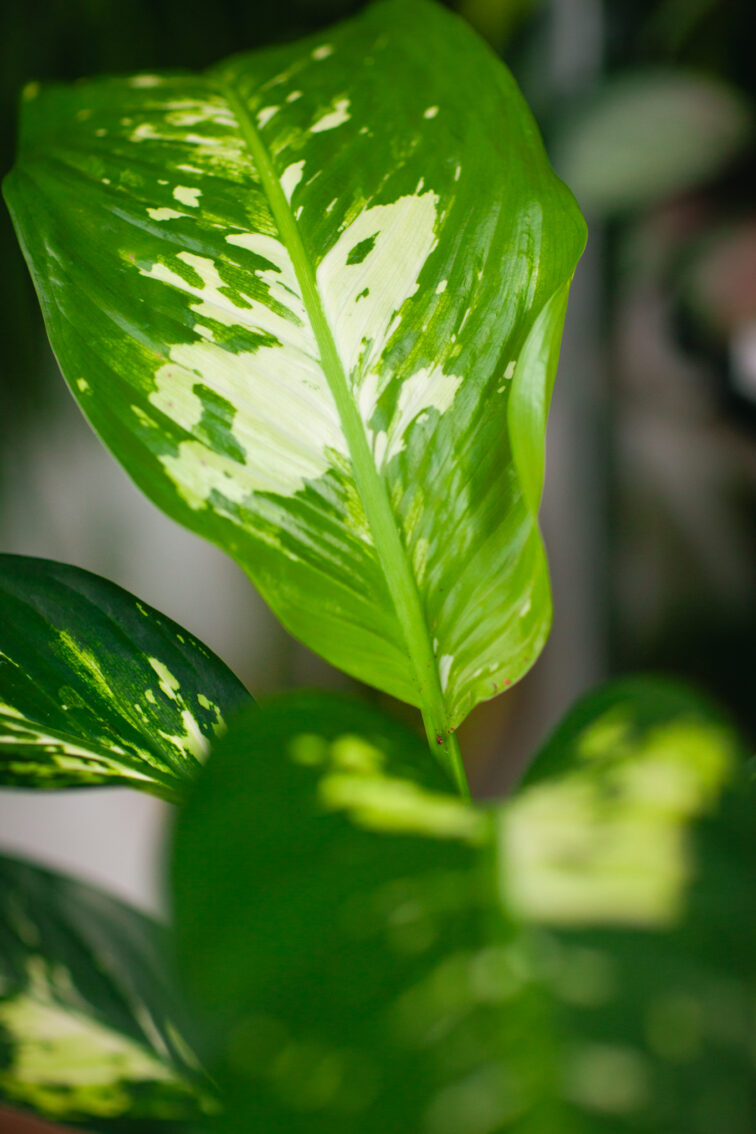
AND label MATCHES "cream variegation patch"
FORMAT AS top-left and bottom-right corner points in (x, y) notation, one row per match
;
(499, 719), (734, 927)
(0, 992), (190, 1118)
(317, 192), (439, 380)
(152, 341), (345, 500)
(147, 657), (208, 760)
(133, 137), (457, 523)
(311, 98), (350, 134)
(140, 247), (347, 502)
(0, 706), (155, 784)
(147, 207), (185, 221)
(280, 160), (305, 202)
(376, 366), (462, 469)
